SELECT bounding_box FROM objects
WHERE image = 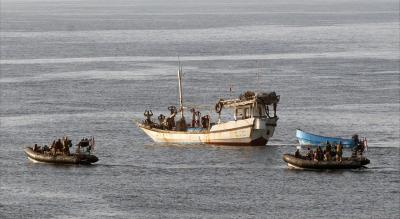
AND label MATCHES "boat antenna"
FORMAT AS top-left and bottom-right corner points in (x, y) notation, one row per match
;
(257, 61), (260, 93)
(228, 78), (233, 98)
(177, 57), (184, 119)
